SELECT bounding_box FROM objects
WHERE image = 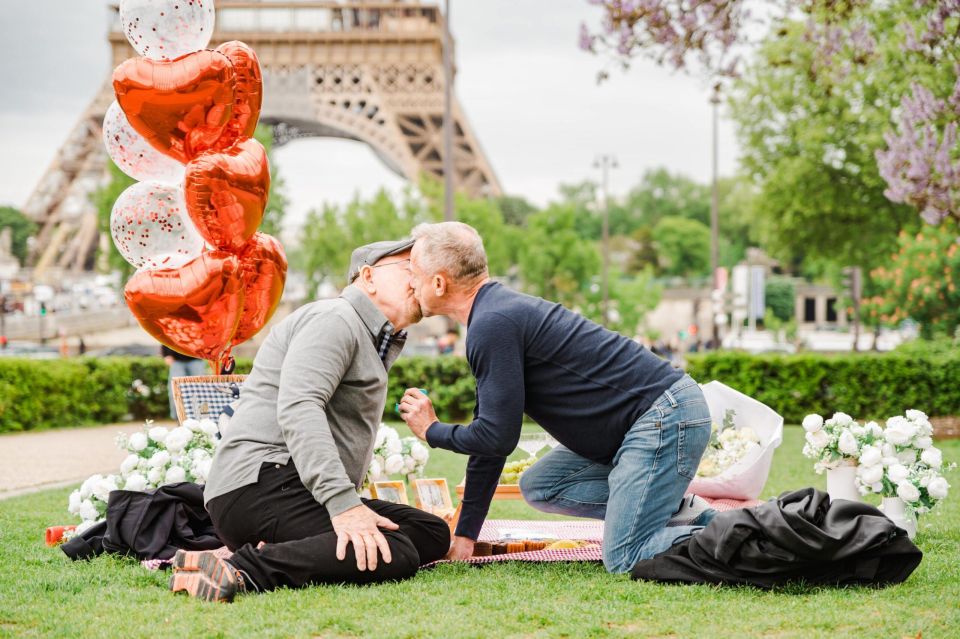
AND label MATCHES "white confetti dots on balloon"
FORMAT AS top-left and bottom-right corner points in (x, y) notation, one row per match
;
(103, 101), (185, 184)
(110, 181), (205, 271)
(119, 0), (216, 61)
